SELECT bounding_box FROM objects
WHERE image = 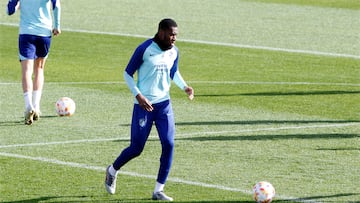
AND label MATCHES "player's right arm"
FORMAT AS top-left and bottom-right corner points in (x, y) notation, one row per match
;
(124, 71), (153, 112)
(51, 0), (61, 36)
(7, 0), (19, 15)
(124, 39), (154, 111)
